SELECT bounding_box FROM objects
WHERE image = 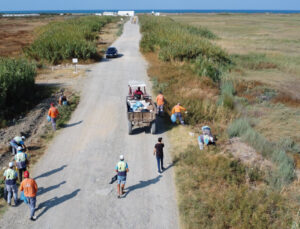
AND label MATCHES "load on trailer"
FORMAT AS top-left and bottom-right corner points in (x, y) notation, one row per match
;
(126, 81), (157, 134)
